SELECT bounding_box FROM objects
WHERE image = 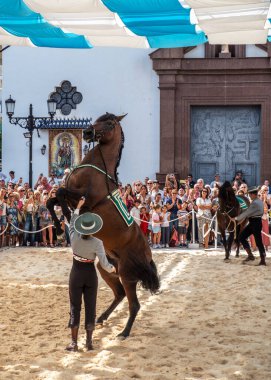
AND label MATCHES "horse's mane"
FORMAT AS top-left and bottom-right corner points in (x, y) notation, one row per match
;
(96, 112), (125, 183)
(219, 181), (238, 207)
